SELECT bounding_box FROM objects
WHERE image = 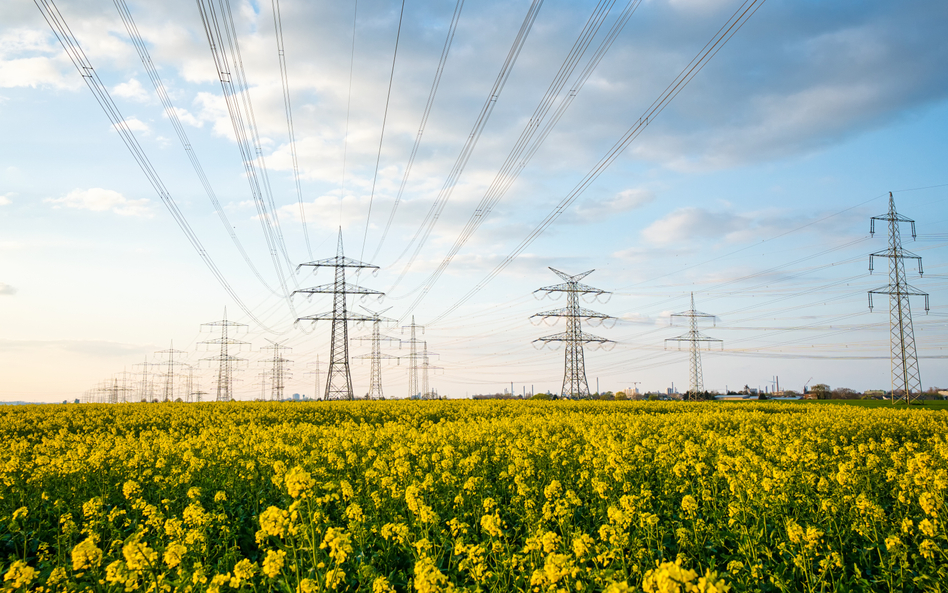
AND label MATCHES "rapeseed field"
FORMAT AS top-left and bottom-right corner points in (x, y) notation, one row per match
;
(0, 401), (945, 592)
